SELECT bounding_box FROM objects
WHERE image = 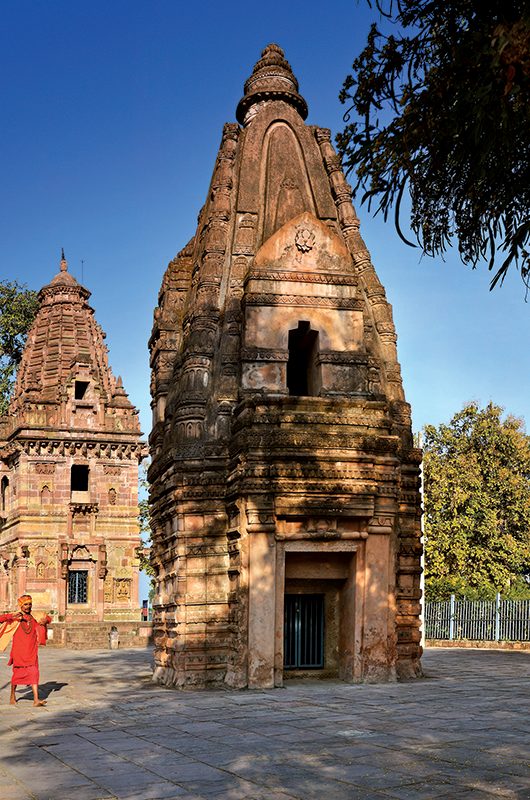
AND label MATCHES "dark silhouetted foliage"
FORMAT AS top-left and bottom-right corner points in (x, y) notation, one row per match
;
(338, 1), (530, 290)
